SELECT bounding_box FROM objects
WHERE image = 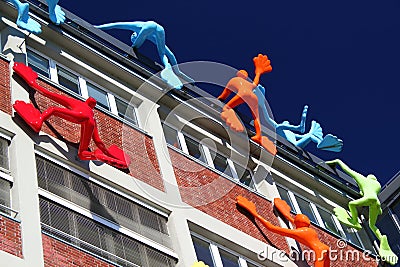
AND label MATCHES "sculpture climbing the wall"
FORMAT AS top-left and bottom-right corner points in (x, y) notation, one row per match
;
(6, 0), (65, 34)
(191, 261), (209, 267)
(96, 21), (193, 90)
(237, 196), (330, 267)
(253, 85), (343, 152)
(12, 62), (130, 169)
(217, 54), (277, 155)
(326, 159), (398, 265)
